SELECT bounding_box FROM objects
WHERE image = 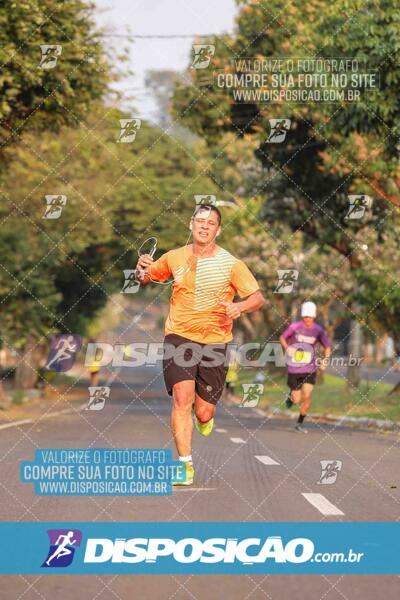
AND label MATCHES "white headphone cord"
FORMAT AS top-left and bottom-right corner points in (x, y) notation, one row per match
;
(139, 231), (193, 286)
